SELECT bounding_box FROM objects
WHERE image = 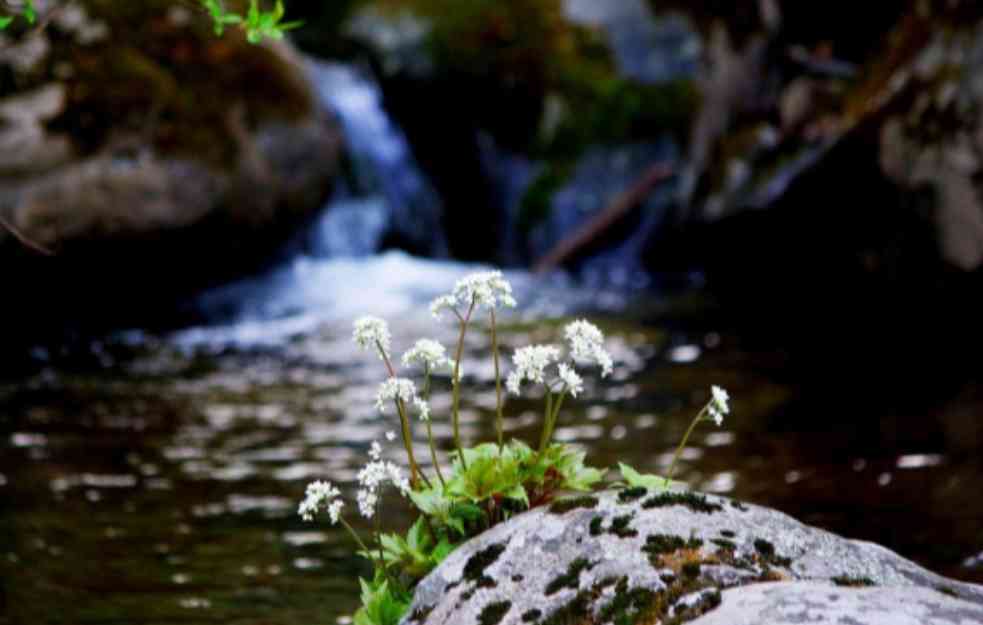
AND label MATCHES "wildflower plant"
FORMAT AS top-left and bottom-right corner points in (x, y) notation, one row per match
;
(300, 270), (732, 625)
